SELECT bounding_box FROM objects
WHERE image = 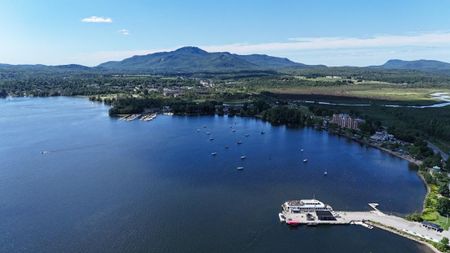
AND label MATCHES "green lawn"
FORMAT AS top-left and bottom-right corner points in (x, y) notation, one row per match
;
(422, 184), (450, 230)
(264, 84), (450, 104)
